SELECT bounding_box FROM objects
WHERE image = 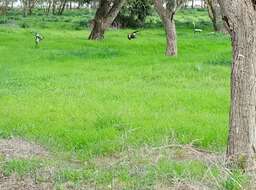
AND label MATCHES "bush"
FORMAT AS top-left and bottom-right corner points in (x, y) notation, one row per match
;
(115, 0), (153, 28)
(145, 16), (162, 27)
(20, 22), (30, 28)
(0, 18), (7, 24)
